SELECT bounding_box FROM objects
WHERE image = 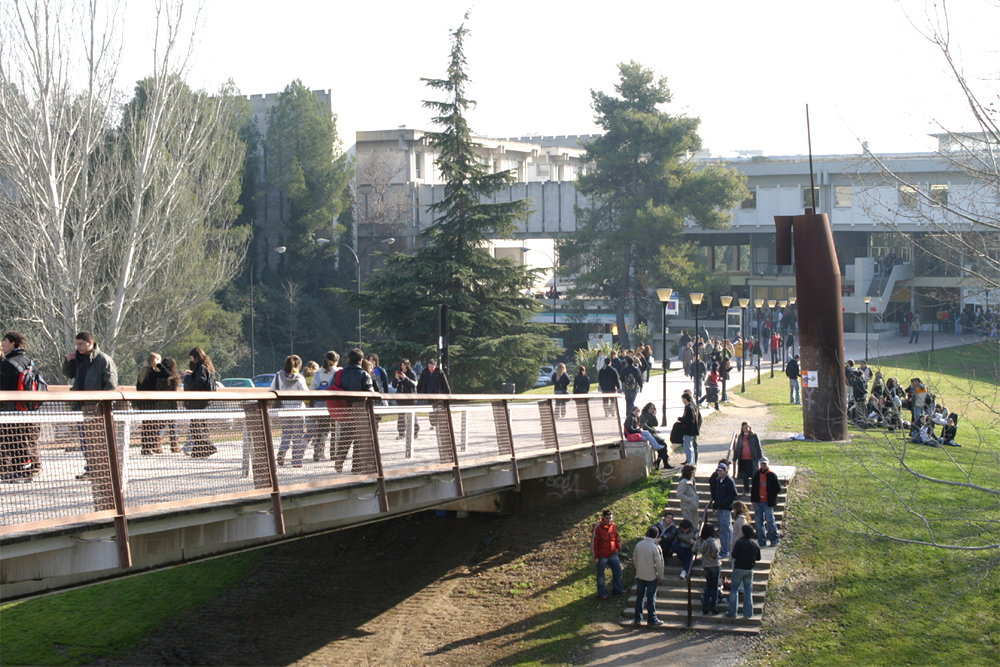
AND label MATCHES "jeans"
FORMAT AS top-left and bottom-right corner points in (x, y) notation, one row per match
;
(728, 568), (755, 618)
(638, 431), (664, 450)
(635, 578), (659, 623)
(717, 509), (732, 557)
(754, 502), (779, 545)
(596, 553), (623, 597)
(702, 566), (720, 611)
(682, 435), (695, 464)
(736, 356), (743, 371)
(624, 389), (638, 416)
(789, 377), (800, 403)
(674, 544), (693, 574)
